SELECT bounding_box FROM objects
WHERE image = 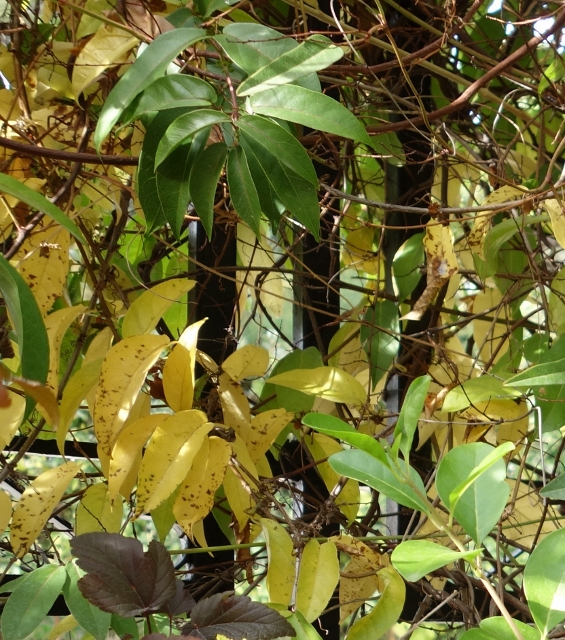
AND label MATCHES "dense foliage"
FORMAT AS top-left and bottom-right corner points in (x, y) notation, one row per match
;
(2, 0), (565, 638)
